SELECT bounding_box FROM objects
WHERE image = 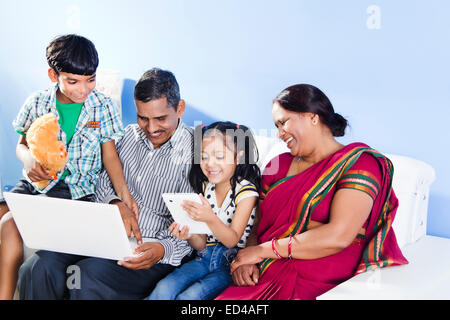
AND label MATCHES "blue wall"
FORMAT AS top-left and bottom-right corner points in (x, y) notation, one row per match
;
(1, 0), (449, 237)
